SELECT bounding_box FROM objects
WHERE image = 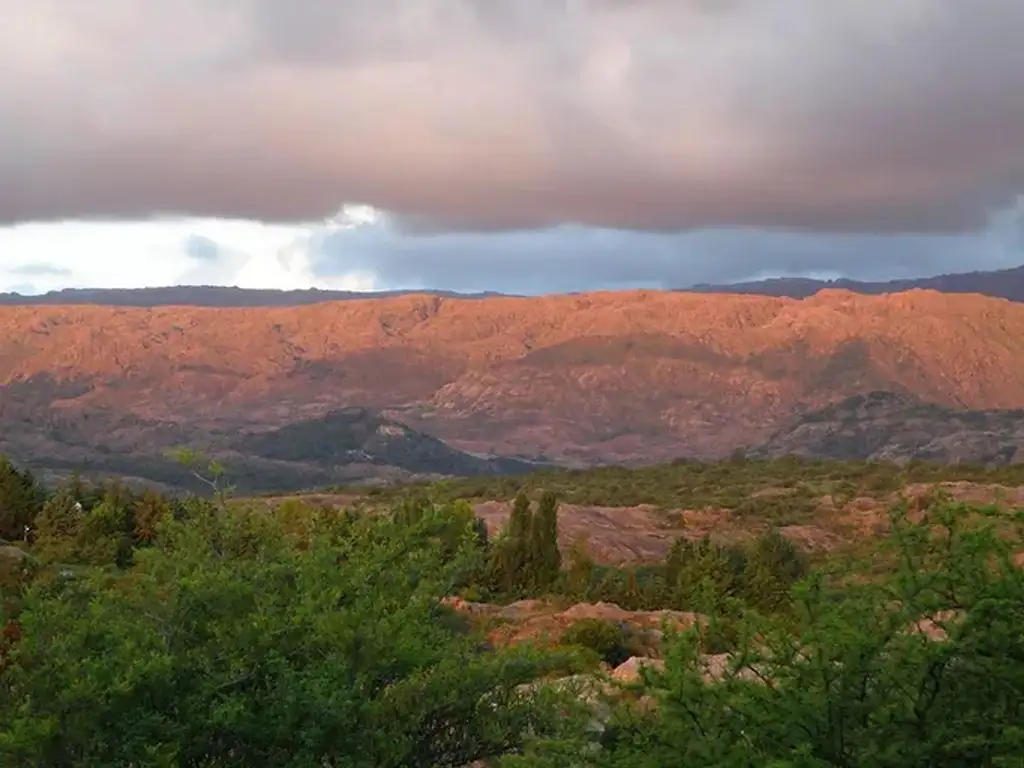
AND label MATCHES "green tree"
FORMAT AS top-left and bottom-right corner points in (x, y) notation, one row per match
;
(741, 529), (808, 612)
(560, 619), (631, 667)
(73, 500), (128, 567)
(32, 489), (82, 564)
(622, 569), (642, 610)
(0, 501), (577, 766)
(591, 567), (628, 605)
(170, 447), (233, 509)
(489, 492), (534, 596)
(0, 458), (43, 542)
(65, 470), (85, 505)
(529, 491), (561, 592)
(132, 490), (171, 545)
(671, 537), (746, 612)
(507, 492), (533, 545)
